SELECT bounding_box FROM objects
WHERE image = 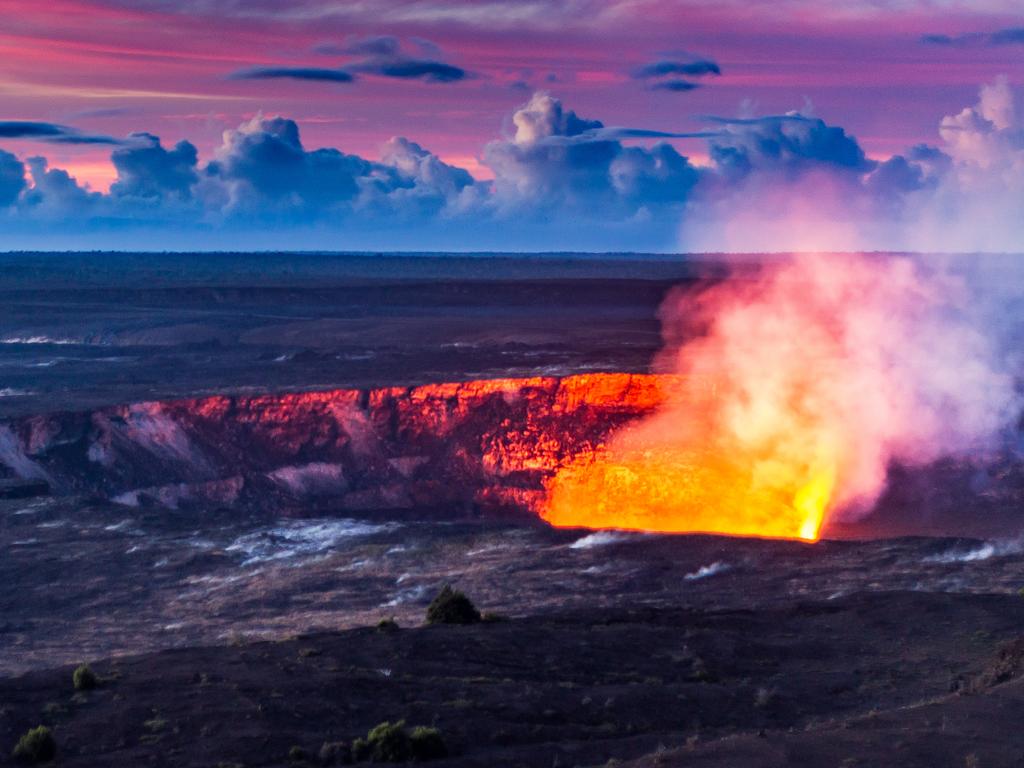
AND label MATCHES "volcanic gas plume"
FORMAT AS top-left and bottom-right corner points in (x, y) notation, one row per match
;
(542, 254), (1019, 541)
